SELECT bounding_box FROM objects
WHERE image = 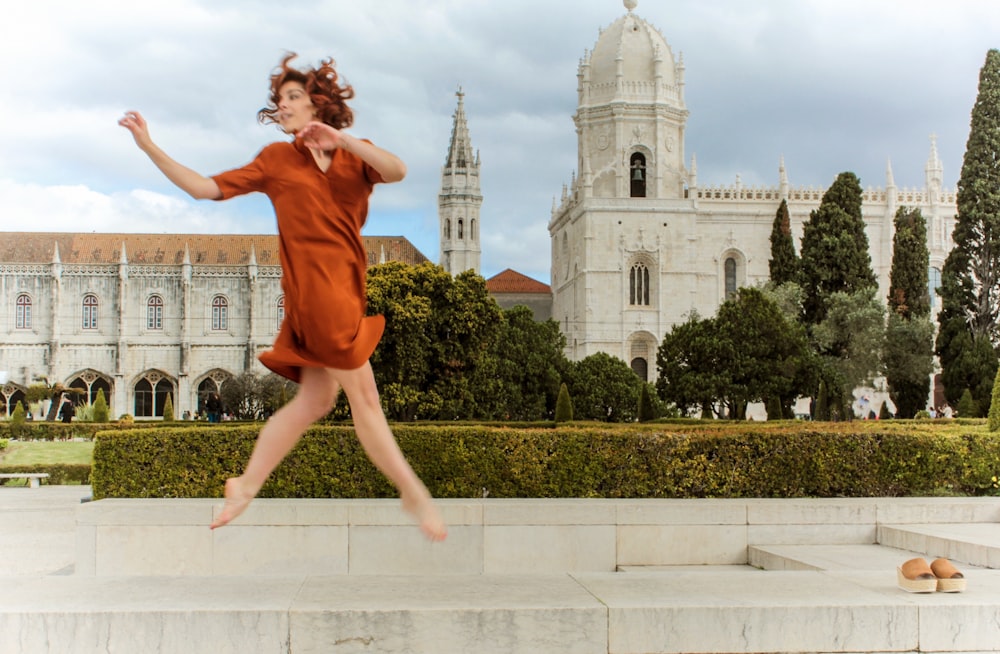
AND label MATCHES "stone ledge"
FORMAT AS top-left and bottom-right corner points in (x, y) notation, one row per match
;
(75, 497), (1000, 576)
